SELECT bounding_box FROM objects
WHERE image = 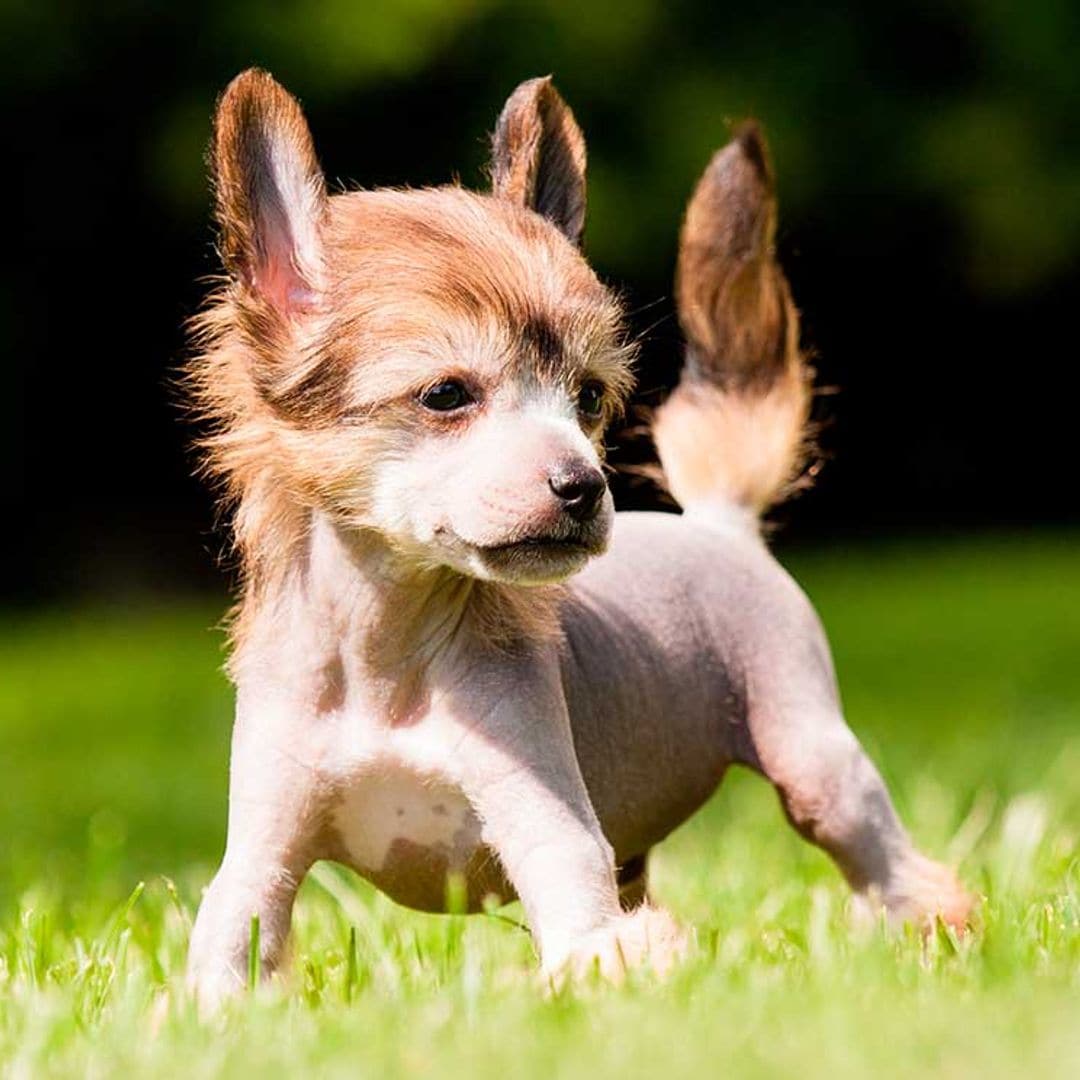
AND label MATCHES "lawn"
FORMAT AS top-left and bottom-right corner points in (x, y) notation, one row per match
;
(1, 533), (1078, 1078)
